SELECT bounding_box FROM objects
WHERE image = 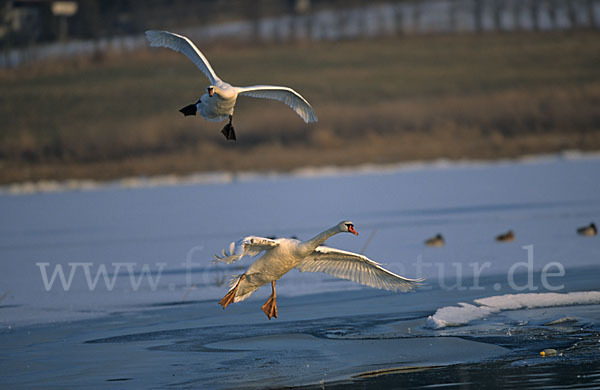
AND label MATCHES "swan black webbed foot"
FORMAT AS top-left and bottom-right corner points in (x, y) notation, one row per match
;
(179, 99), (201, 116)
(179, 103), (197, 116)
(221, 115), (236, 141)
